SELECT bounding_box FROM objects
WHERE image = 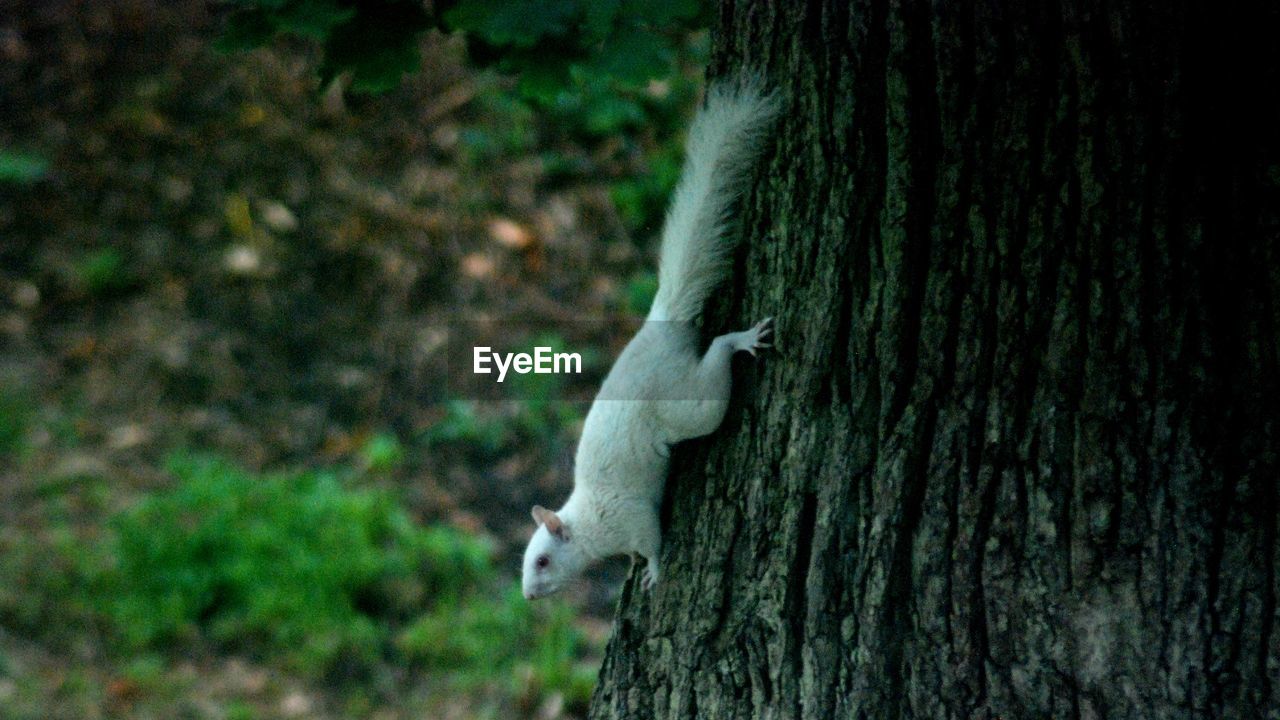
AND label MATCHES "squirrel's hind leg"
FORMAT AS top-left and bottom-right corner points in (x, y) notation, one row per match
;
(641, 556), (661, 590)
(633, 509), (662, 591)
